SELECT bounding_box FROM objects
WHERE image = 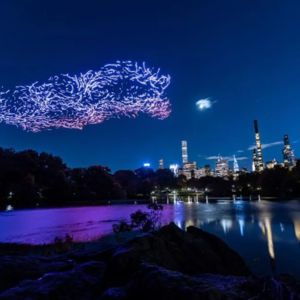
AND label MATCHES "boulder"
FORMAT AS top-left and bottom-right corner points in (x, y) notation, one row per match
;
(0, 255), (75, 293)
(0, 256), (42, 294)
(65, 245), (117, 264)
(104, 222), (250, 286)
(100, 287), (127, 300)
(0, 261), (106, 300)
(1, 224), (300, 300)
(126, 263), (242, 300)
(125, 263), (300, 300)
